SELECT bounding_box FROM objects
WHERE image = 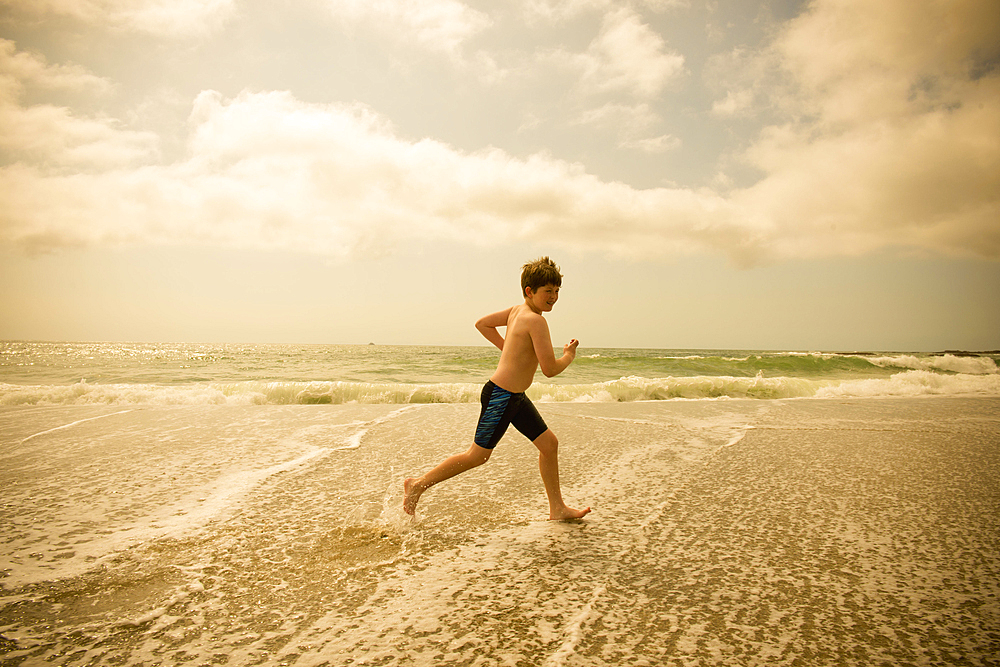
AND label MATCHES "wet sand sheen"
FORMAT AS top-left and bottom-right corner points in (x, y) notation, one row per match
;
(1, 397), (998, 665)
